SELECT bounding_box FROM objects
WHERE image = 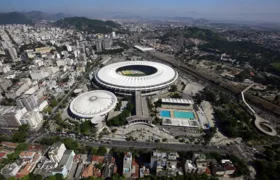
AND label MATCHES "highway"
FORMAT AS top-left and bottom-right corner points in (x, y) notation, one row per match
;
(241, 84), (277, 136)
(78, 139), (231, 153)
(34, 133), (235, 154)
